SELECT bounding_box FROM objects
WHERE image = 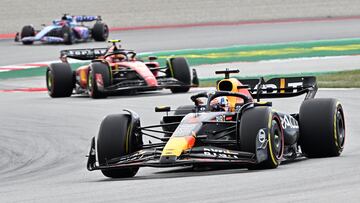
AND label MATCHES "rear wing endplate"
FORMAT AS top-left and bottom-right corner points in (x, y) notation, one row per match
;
(74, 15), (101, 22)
